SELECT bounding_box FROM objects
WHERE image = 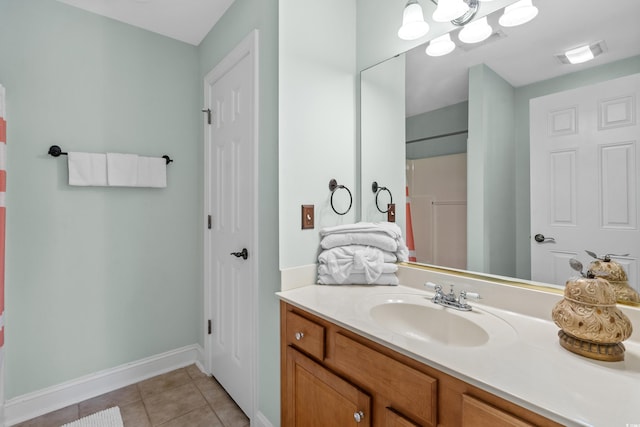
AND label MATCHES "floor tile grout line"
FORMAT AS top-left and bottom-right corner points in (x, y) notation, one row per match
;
(135, 383), (154, 427)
